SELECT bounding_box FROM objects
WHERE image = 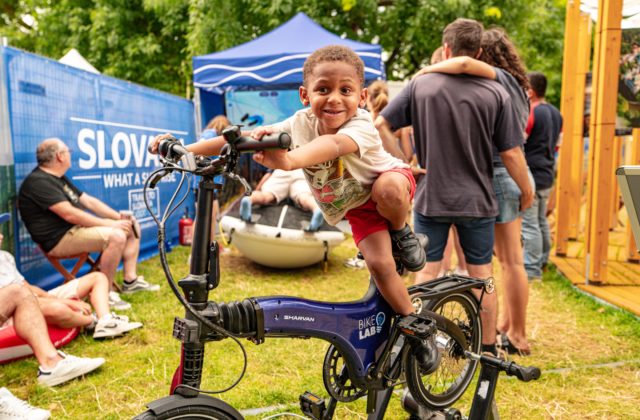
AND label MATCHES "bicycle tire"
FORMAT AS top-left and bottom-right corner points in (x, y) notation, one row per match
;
(135, 405), (240, 420)
(405, 291), (482, 409)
